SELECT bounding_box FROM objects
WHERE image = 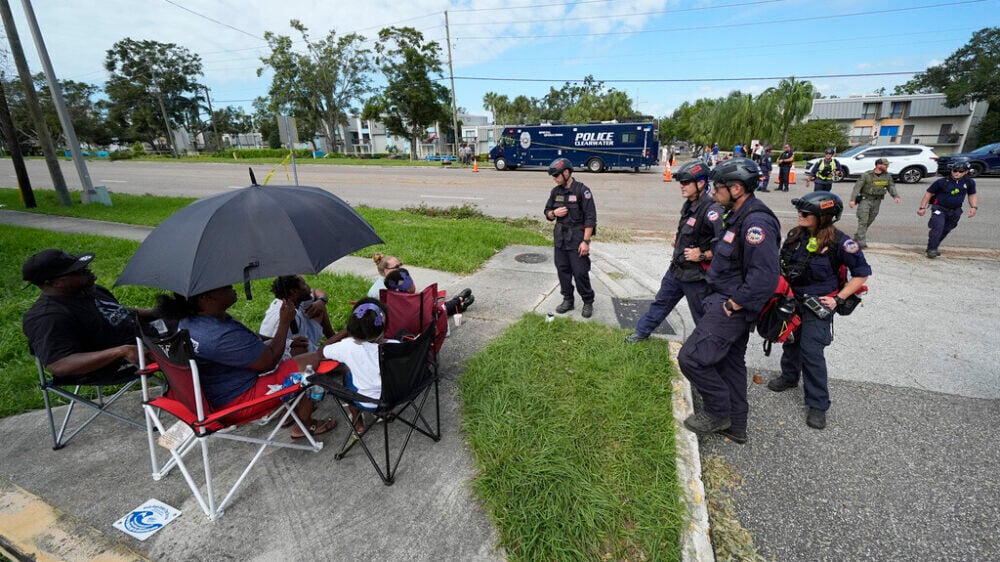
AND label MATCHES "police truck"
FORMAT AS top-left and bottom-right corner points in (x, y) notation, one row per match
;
(488, 122), (659, 172)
